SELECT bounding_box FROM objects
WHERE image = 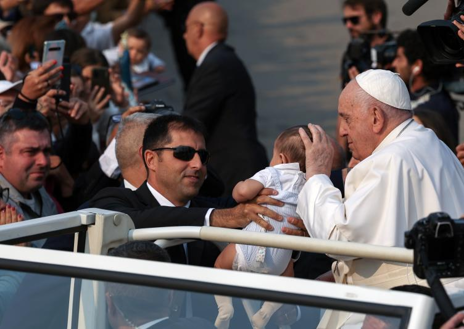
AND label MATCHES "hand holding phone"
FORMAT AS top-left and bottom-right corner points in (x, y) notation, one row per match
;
(91, 68), (111, 98)
(19, 60), (63, 102)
